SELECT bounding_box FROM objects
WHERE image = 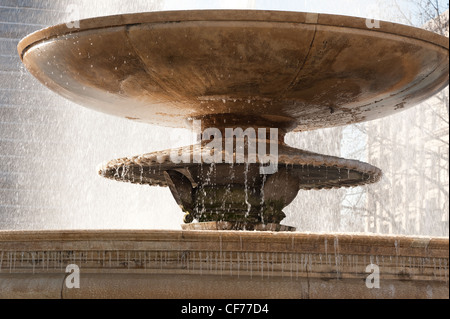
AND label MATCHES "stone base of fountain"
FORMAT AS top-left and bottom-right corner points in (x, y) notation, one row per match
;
(1, 230), (448, 299)
(181, 221), (296, 231)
